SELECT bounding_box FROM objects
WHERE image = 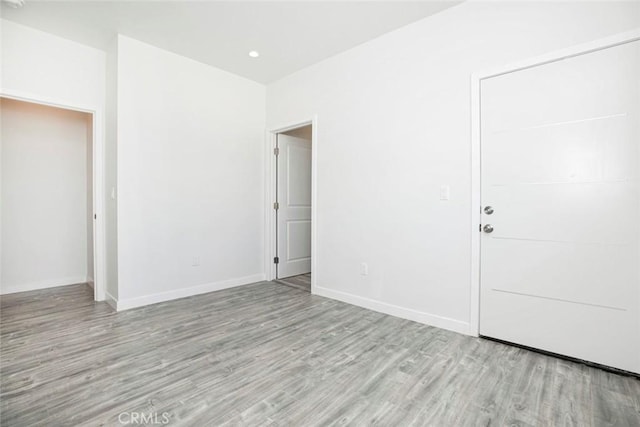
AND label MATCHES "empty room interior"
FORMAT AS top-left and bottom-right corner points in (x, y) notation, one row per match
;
(0, 0), (639, 425)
